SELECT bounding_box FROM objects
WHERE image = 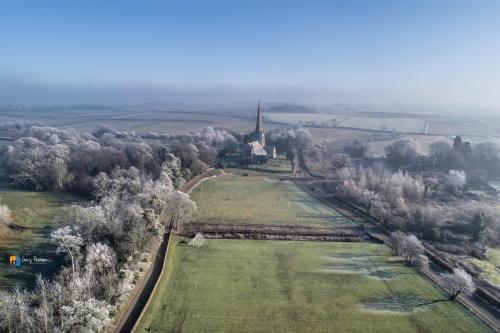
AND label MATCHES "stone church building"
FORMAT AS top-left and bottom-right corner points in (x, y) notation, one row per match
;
(248, 102), (276, 160)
